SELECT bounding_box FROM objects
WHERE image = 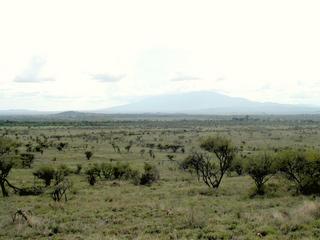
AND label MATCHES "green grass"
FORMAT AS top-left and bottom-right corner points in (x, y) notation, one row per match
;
(1, 120), (320, 239)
